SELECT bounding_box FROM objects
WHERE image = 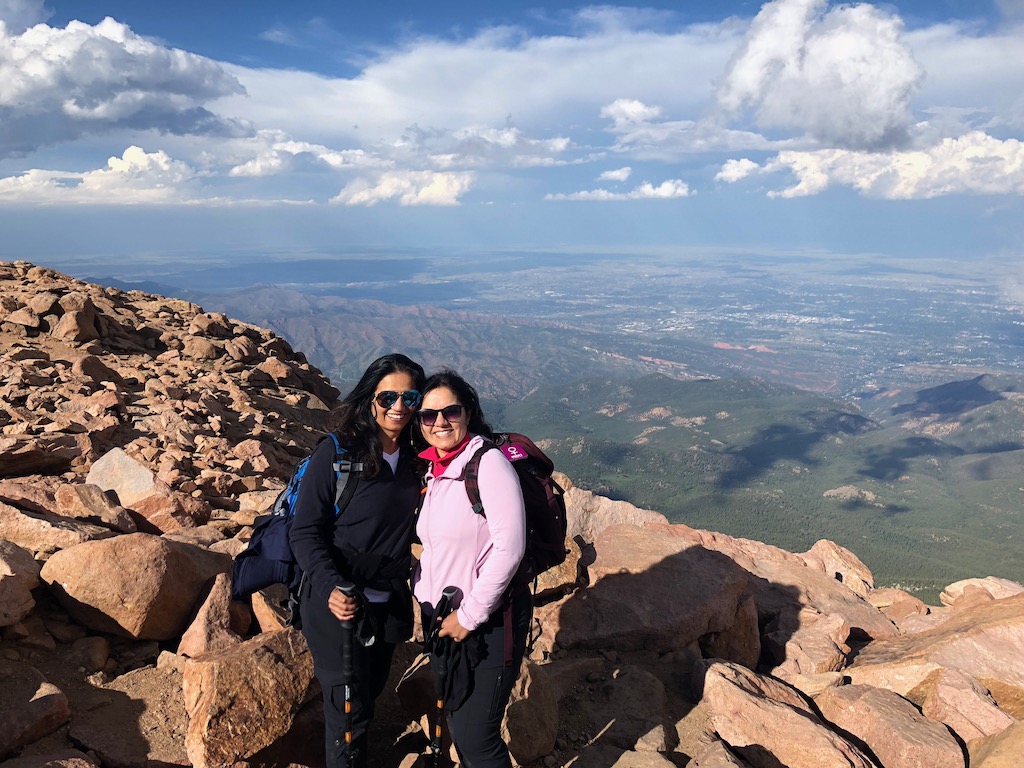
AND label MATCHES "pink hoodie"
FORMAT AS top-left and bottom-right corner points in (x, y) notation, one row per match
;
(413, 433), (526, 630)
